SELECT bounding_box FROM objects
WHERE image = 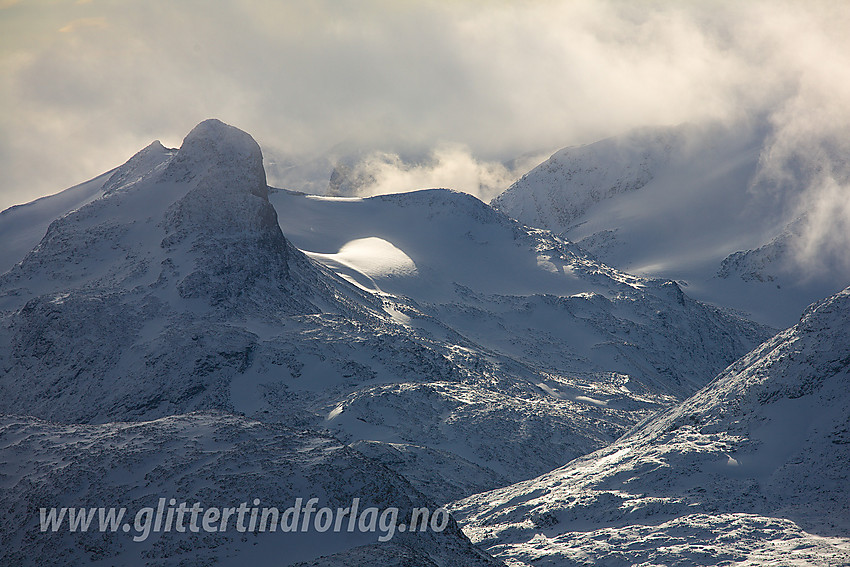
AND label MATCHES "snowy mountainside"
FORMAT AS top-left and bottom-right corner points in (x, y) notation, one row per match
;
(452, 286), (850, 566)
(0, 118), (784, 566)
(0, 143), (171, 277)
(271, 187), (773, 400)
(715, 214), (841, 305)
(265, 187), (773, 501)
(0, 175), (108, 275)
(0, 119), (385, 422)
(0, 119), (706, 509)
(492, 122), (849, 328)
(0, 412), (496, 567)
(492, 125), (686, 230)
